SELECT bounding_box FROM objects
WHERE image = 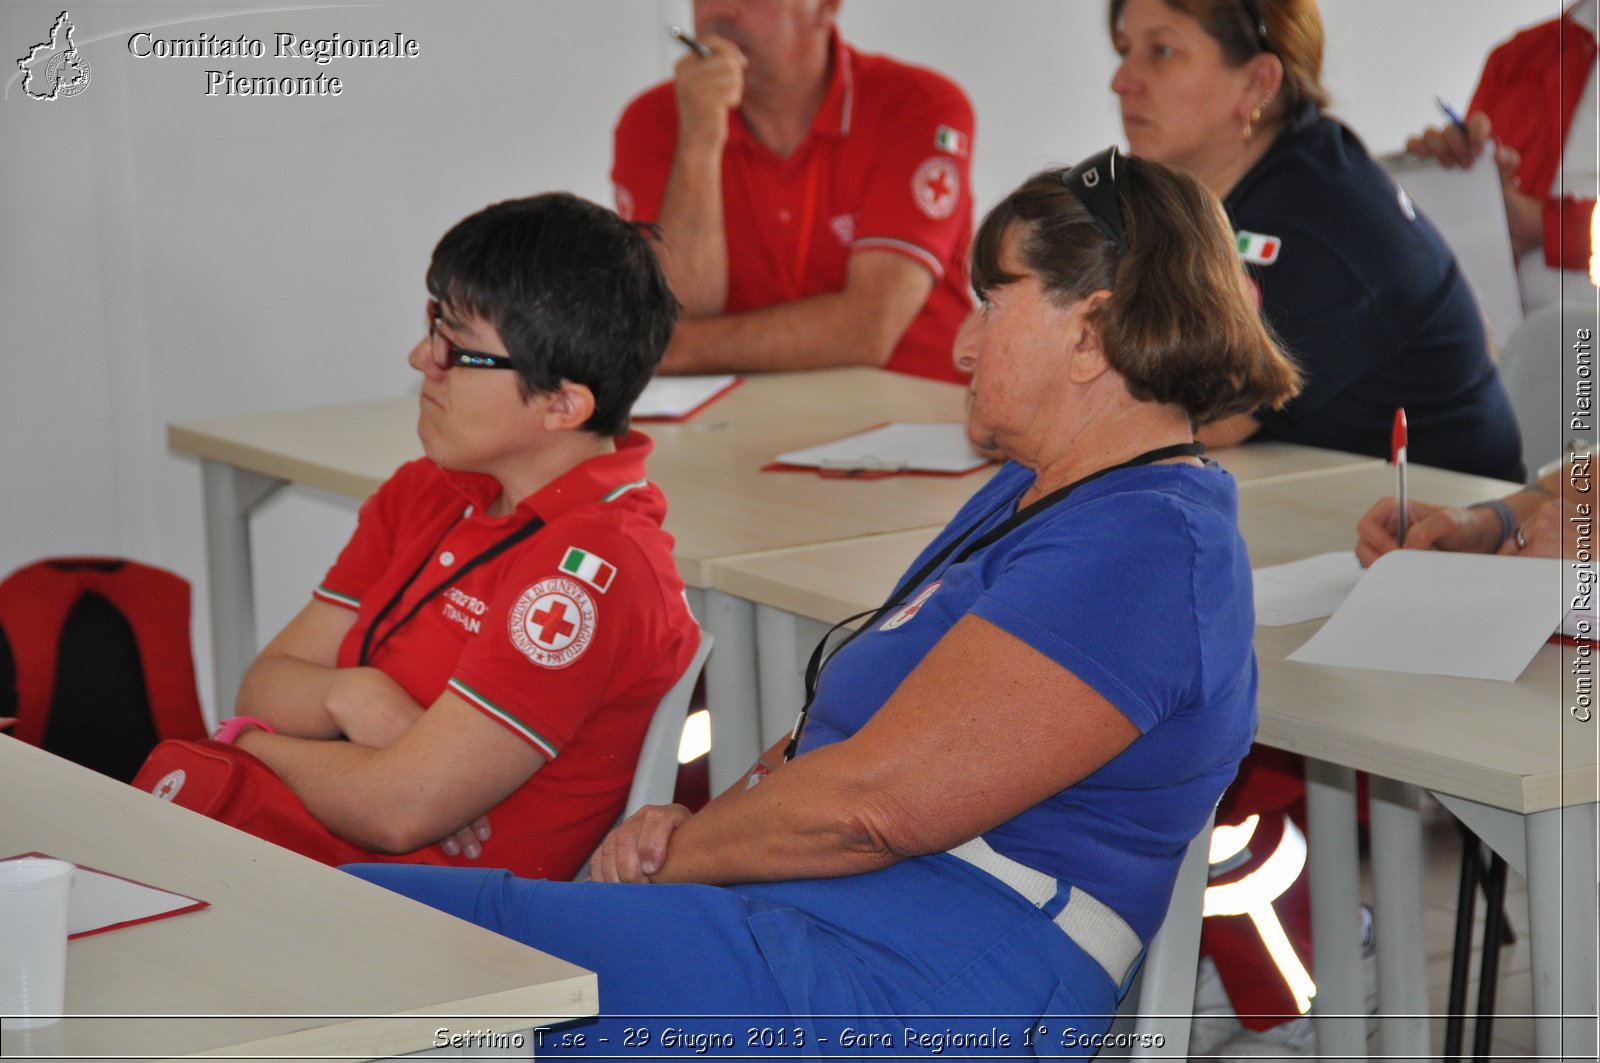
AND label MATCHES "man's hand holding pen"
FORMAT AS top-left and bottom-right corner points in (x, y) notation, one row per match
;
(1406, 104), (1542, 258)
(670, 29), (747, 155)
